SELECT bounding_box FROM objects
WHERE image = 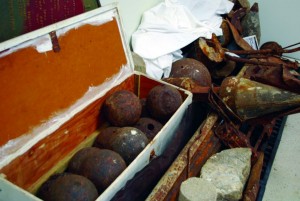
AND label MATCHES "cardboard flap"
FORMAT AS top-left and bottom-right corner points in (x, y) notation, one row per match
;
(0, 6), (133, 159)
